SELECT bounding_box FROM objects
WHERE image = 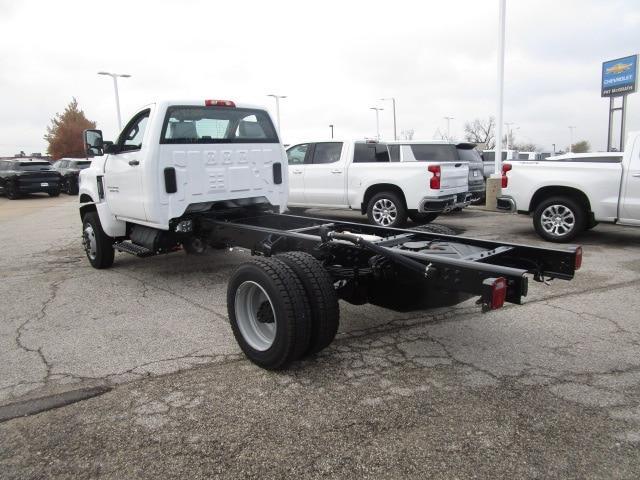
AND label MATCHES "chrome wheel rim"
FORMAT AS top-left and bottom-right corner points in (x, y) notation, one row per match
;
(83, 224), (97, 260)
(541, 204), (575, 237)
(234, 281), (277, 351)
(372, 198), (398, 226)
